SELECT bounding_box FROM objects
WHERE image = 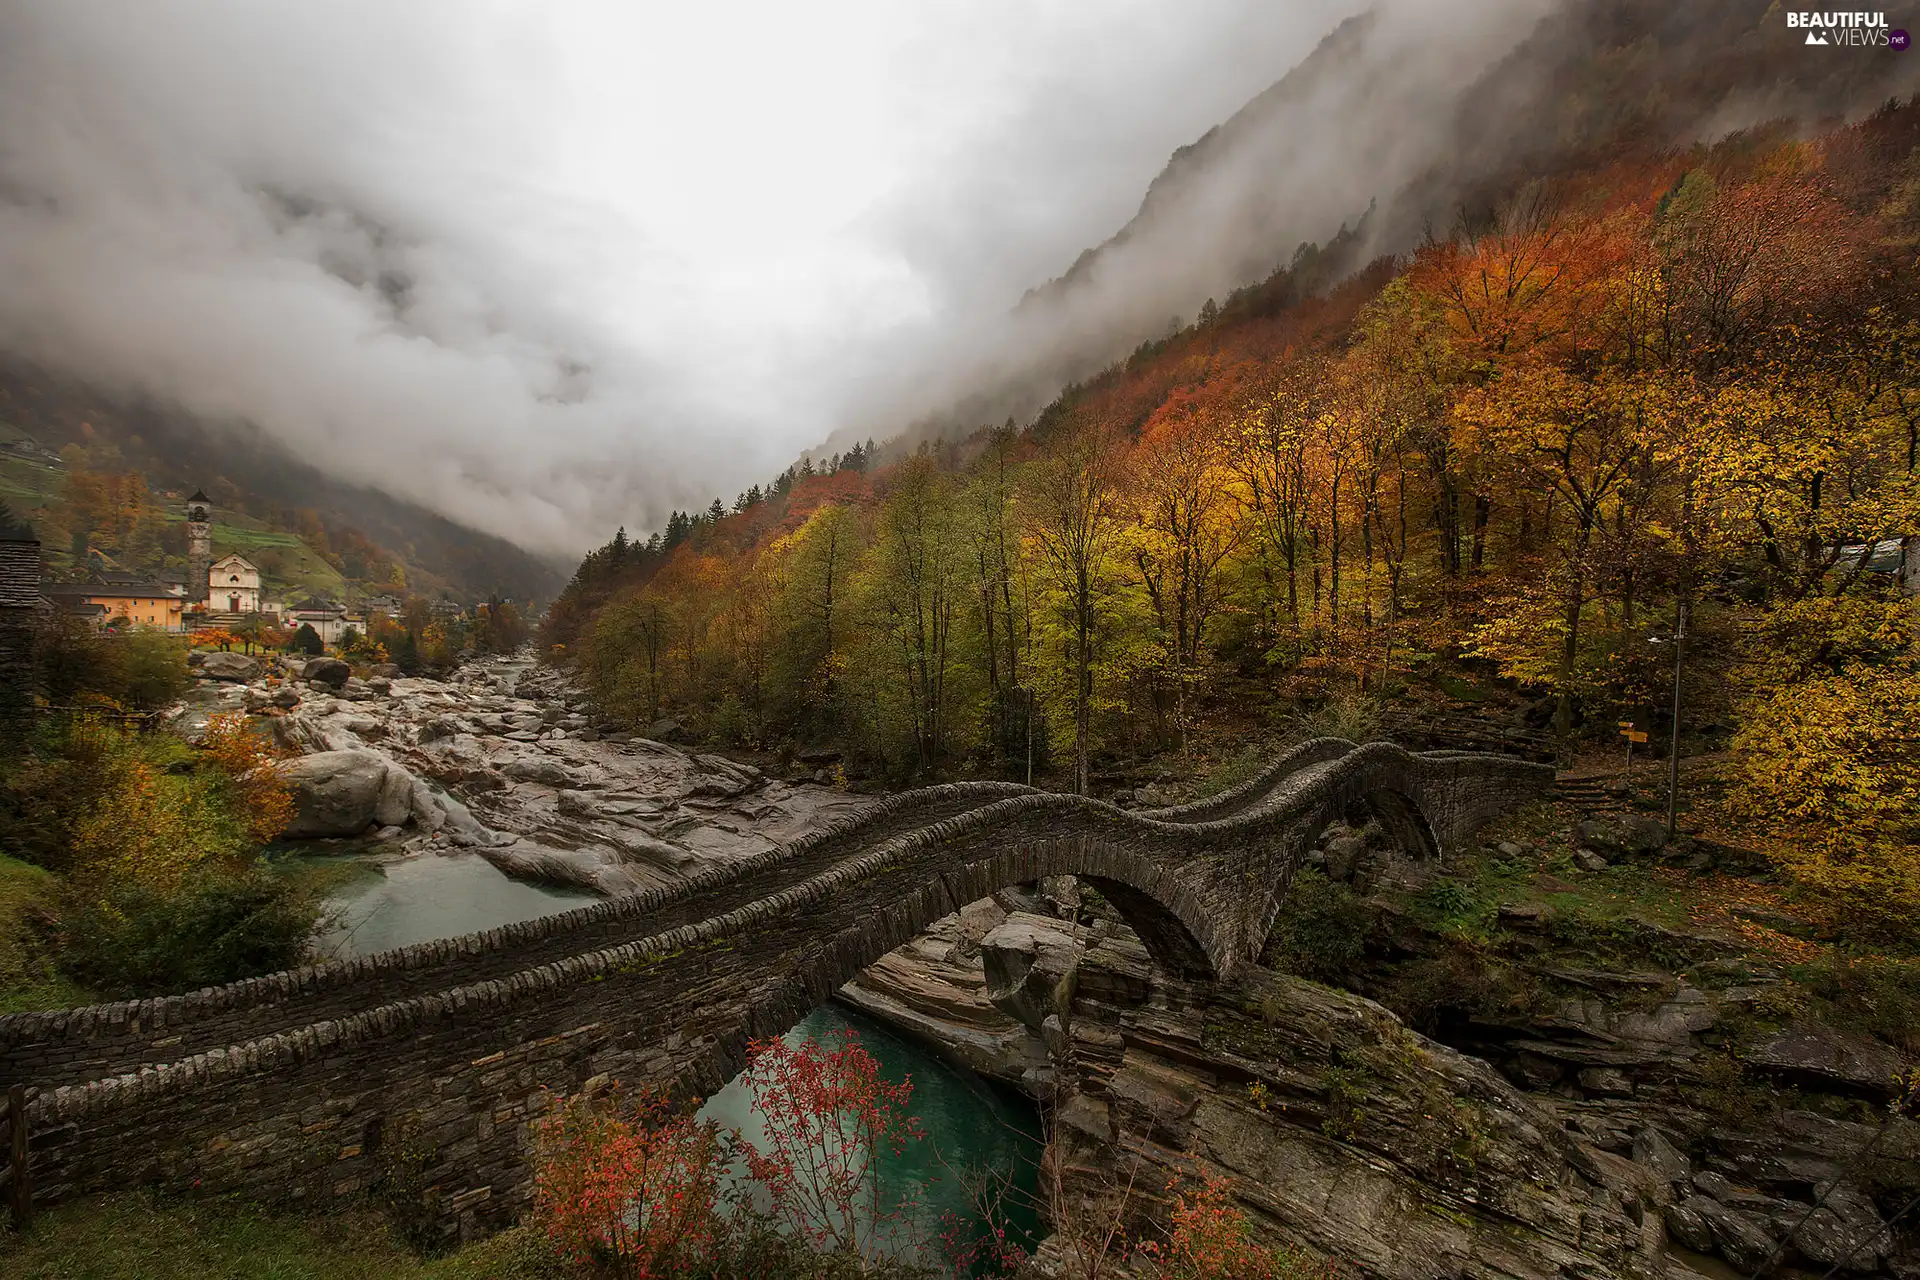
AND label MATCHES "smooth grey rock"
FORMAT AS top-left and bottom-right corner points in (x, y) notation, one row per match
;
(282, 749), (399, 837)
(555, 789), (600, 819)
(198, 651), (261, 682)
(416, 716), (463, 744)
(501, 756), (575, 786)
(1785, 1183), (1886, 1270)
(1749, 1023), (1912, 1096)
(953, 898), (1008, 955)
(982, 912), (1089, 1032)
(1665, 1200), (1715, 1253)
(1498, 902), (1548, 929)
(1041, 1013), (1071, 1061)
(1325, 834), (1367, 881)
(647, 717), (691, 743)
(1690, 1195), (1778, 1271)
(1572, 849), (1610, 872)
(1578, 1066), (1635, 1096)
(373, 761), (414, 827)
